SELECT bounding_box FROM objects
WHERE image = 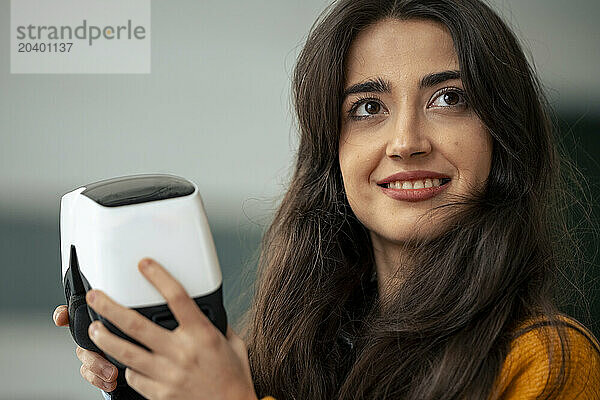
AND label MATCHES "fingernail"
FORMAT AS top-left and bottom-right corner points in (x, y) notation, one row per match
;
(140, 259), (153, 271)
(102, 365), (115, 380)
(90, 322), (100, 337)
